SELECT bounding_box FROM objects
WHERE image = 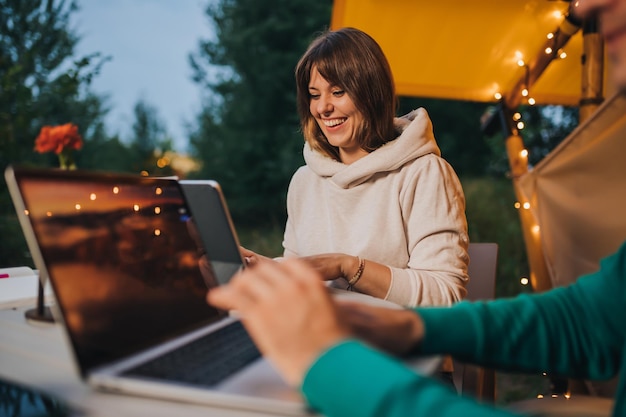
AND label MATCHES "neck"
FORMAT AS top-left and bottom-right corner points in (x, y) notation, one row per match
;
(339, 147), (369, 164)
